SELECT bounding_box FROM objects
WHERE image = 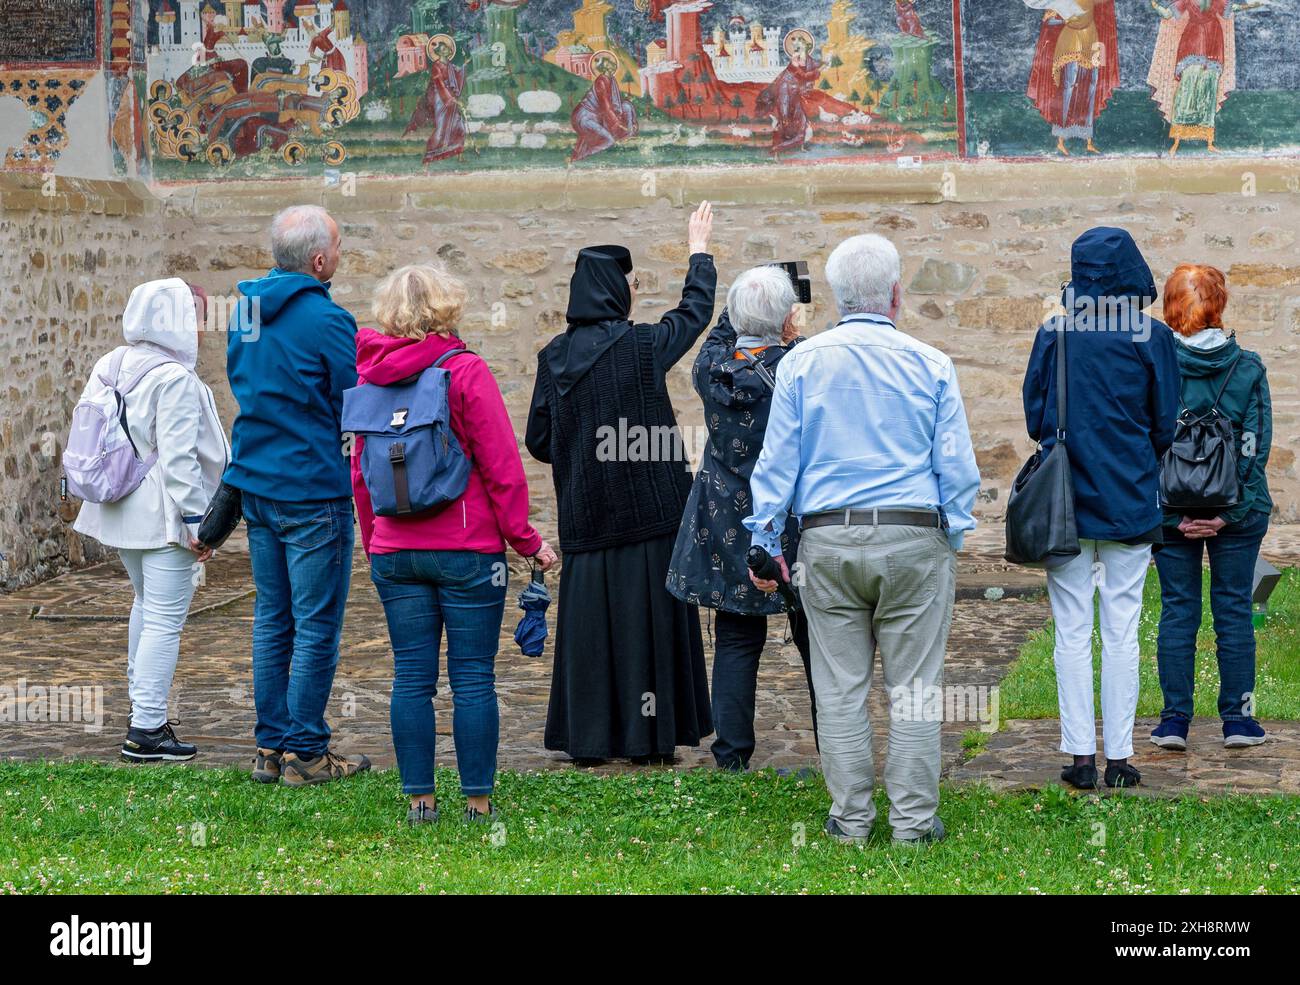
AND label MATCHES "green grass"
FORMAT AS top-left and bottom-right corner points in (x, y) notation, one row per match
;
(2, 761), (1298, 894)
(1000, 568), (1300, 722)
